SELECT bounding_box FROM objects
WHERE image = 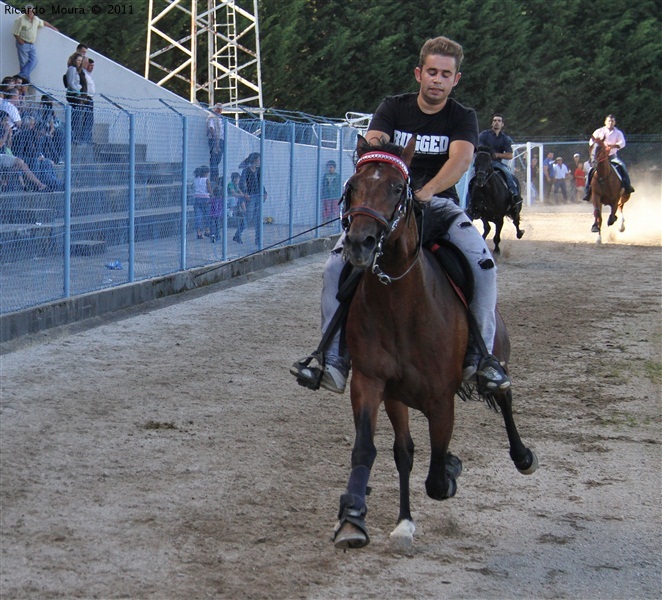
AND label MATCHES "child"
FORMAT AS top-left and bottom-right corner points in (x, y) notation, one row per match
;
(321, 160), (341, 221)
(209, 184), (223, 243)
(193, 165), (211, 239)
(227, 171), (248, 244)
